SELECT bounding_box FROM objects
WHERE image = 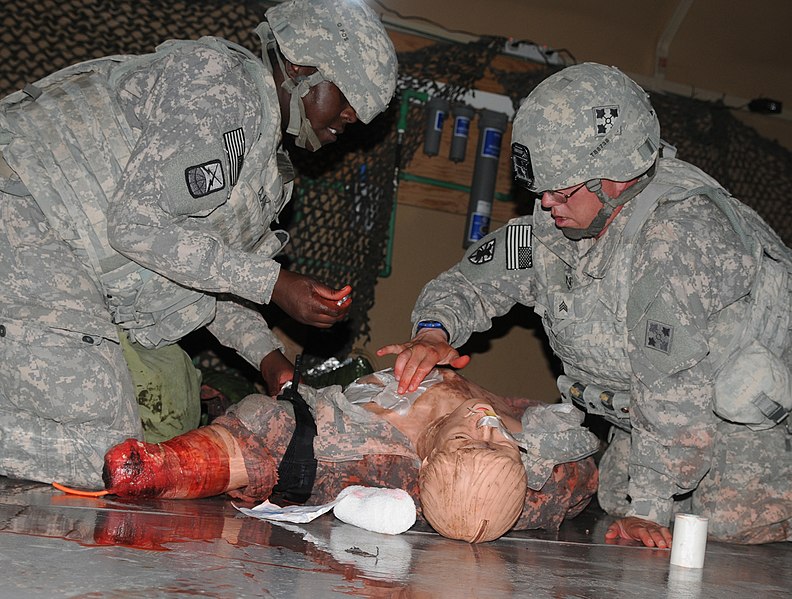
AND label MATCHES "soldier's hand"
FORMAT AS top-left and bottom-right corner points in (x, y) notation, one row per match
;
(271, 269), (352, 328)
(605, 516), (672, 549)
(259, 350), (298, 396)
(376, 328), (470, 394)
